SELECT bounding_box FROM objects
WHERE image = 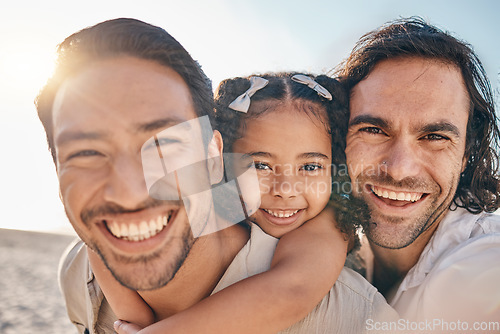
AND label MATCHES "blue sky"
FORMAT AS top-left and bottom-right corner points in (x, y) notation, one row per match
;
(0, 0), (498, 233)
